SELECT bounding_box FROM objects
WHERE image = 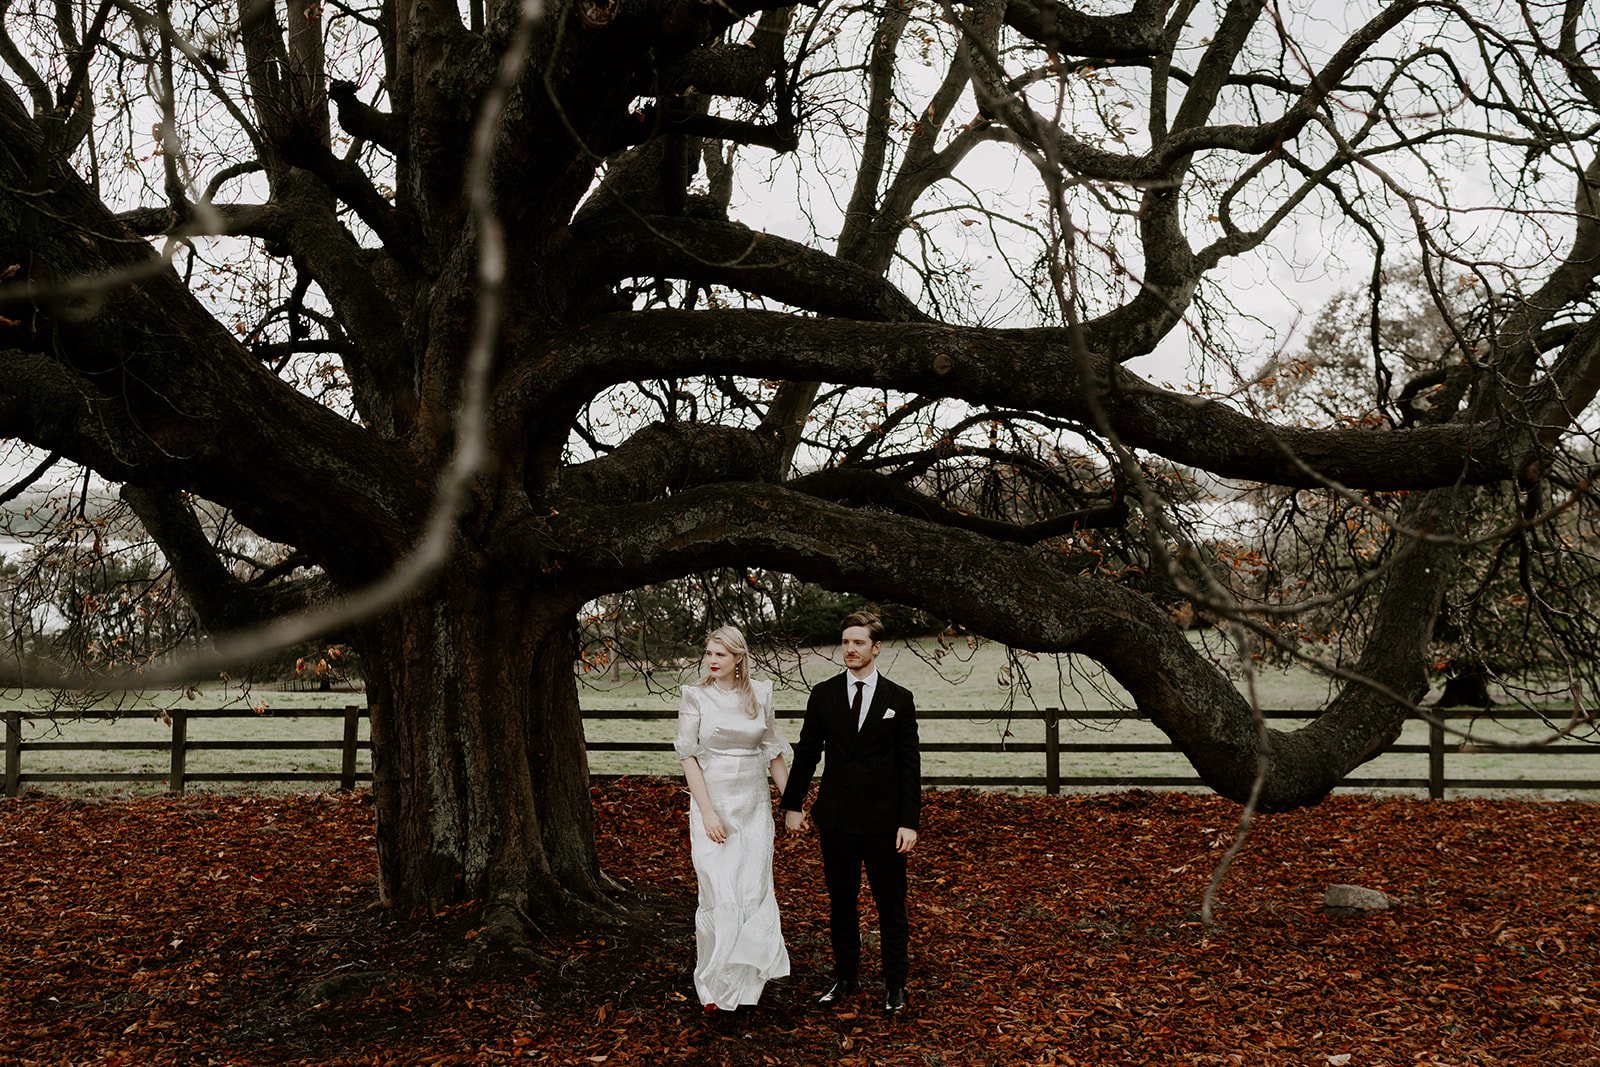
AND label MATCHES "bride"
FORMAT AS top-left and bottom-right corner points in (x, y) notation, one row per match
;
(674, 625), (792, 1011)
